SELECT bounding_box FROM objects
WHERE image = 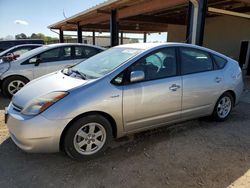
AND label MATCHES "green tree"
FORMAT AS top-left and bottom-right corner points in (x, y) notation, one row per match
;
(30, 33), (38, 39)
(15, 33), (27, 39)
